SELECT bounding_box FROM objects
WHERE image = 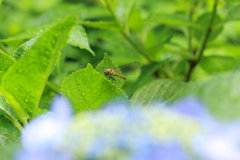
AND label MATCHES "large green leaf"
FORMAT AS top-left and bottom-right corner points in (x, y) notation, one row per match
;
(61, 64), (127, 112)
(0, 50), (15, 84)
(199, 55), (238, 73)
(131, 79), (186, 105)
(175, 70), (240, 119)
(0, 15), (77, 124)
